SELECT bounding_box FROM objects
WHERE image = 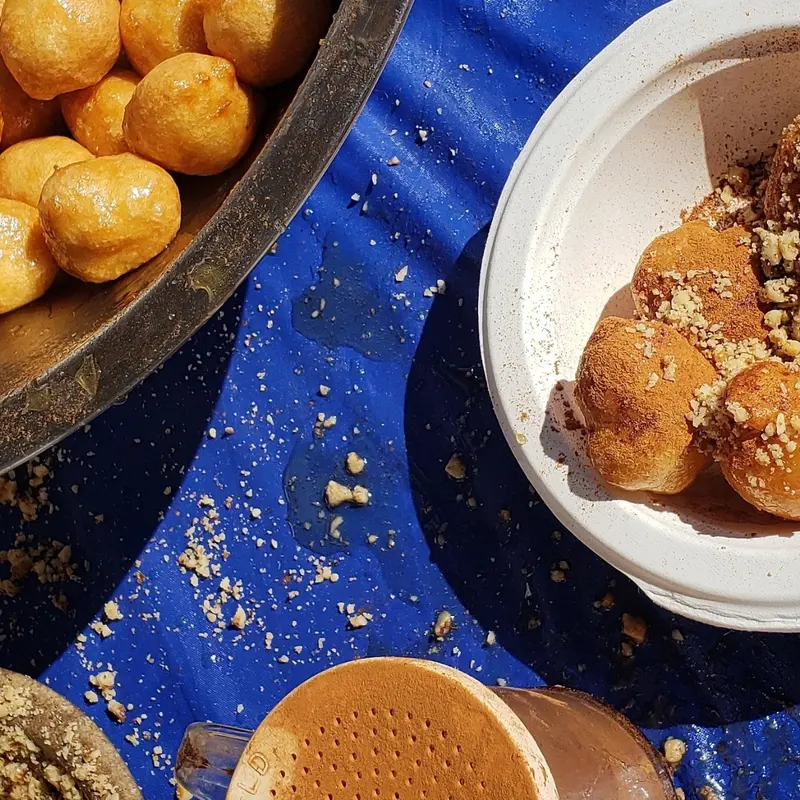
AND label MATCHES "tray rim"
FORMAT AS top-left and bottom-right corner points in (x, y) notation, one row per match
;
(0, 0), (415, 474)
